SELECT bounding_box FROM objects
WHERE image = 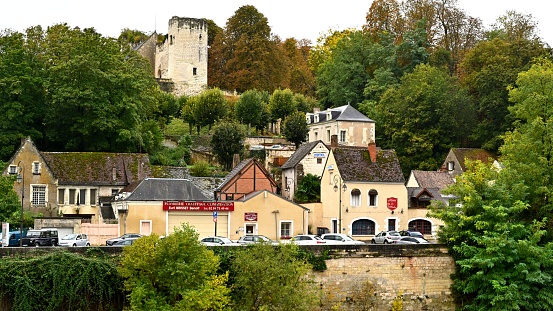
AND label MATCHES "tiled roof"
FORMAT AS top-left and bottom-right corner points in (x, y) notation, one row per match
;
(40, 152), (151, 186)
(334, 147), (404, 183)
(151, 166), (190, 179)
(411, 170), (455, 190)
(281, 141), (326, 169)
(307, 104), (374, 124)
(124, 178), (209, 201)
(452, 148), (495, 171)
(215, 158), (255, 191)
